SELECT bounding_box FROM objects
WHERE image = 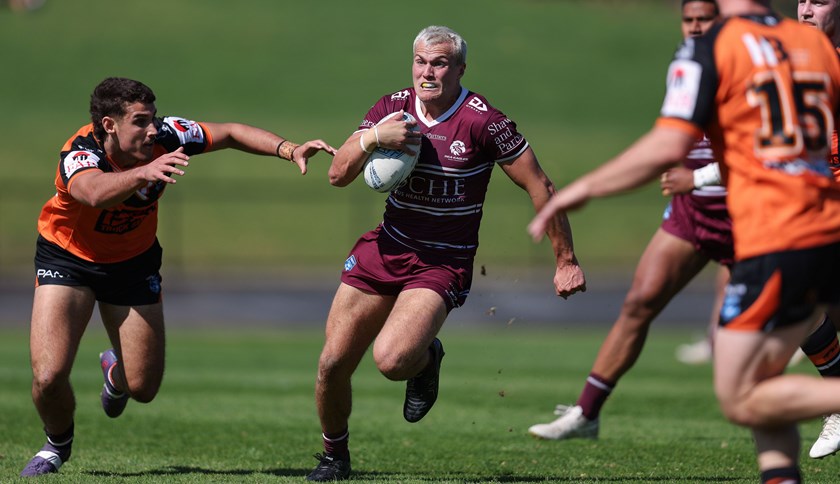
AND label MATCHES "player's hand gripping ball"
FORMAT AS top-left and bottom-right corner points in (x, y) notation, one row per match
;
(363, 112), (421, 193)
